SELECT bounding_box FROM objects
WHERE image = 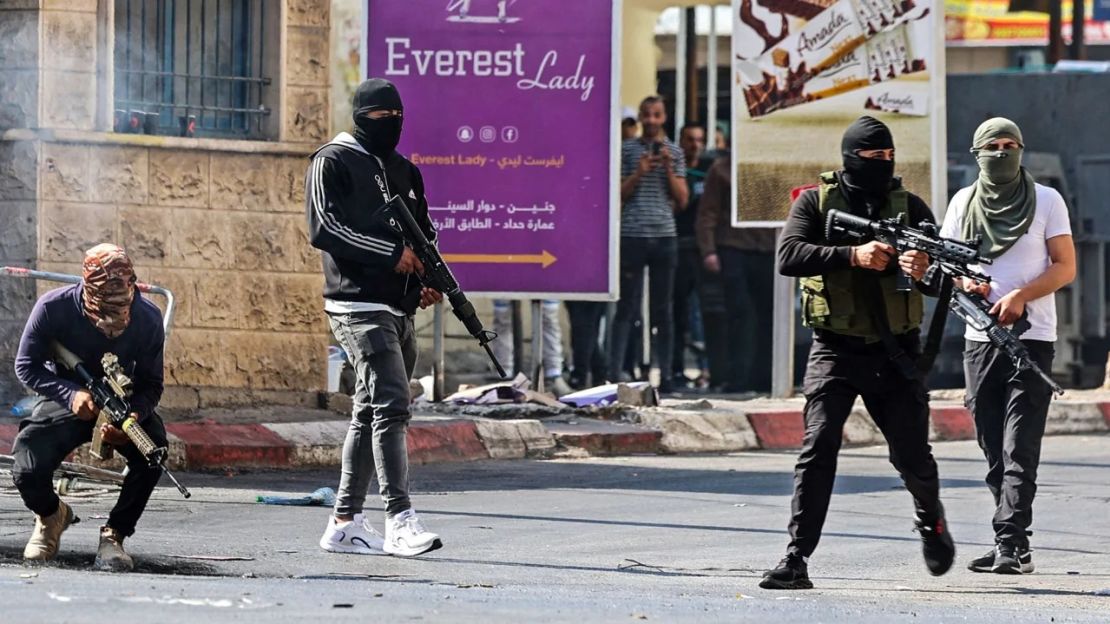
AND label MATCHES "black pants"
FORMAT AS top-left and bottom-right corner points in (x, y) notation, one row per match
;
(787, 331), (943, 558)
(10, 397), (167, 537)
(698, 264), (730, 389)
(720, 248), (774, 392)
(671, 237), (701, 377)
(609, 236), (677, 384)
(964, 339), (1054, 549)
(566, 301), (609, 389)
